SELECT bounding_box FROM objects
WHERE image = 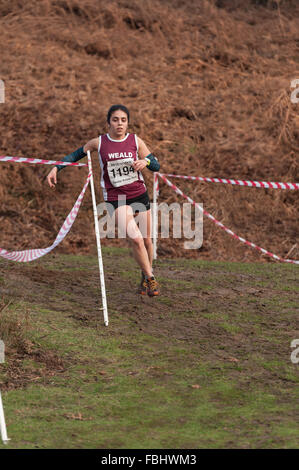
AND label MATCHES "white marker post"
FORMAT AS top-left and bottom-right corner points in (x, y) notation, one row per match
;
(0, 392), (10, 444)
(87, 151), (109, 326)
(0, 79), (4, 104)
(152, 173), (158, 260)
